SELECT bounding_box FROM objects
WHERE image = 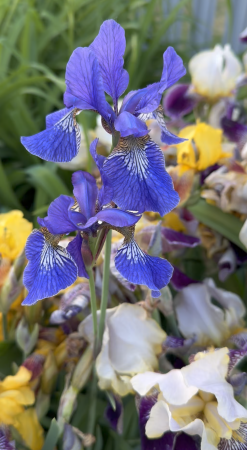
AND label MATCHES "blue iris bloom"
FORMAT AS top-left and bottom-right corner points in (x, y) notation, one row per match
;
(23, 140), (173, 305)
(21, 19), (185, 216)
